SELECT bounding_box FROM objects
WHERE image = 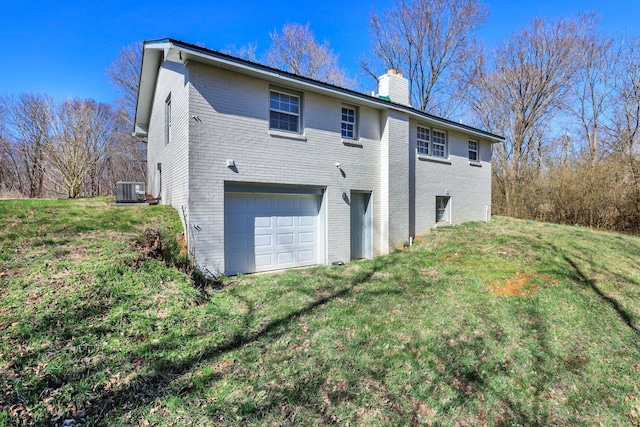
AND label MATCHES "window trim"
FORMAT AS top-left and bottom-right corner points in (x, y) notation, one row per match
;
(269, 88), (301, 134)
(416, 124), (448, 159)
(165, 94), (171, 145)
(417, 125), (430, 155)
(468, 139), (479, 162)
(341, 105), (357, 140)
(436, 196), (451, 225)
(431, 128), (447, 158)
